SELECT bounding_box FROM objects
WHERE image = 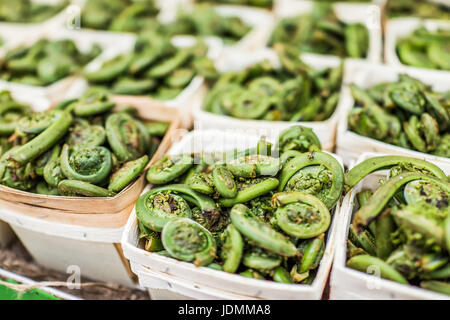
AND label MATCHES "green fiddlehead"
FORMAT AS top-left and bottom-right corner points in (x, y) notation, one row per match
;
(58, 179), (116, 197)
(347, 255), (408, 284)
(276, 125), (322, 154)
(105, 112), (150, 162)
(345, 155), (447, 191)
(136, 191), (192, 232)
(212, 166), (237, 199)
(226, 155), (280, 178)
(108, 155), (149, 193)
(137, 184), (220, 232)
(230, 203), (297, 257)
(220, 224), (243, 273)
(242, 247), (282, 273)
(352, 172), (450, 231)
(146, 154), (193, 184)
(11, 110), (72, 164)
(72, 88), (115, 117)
